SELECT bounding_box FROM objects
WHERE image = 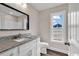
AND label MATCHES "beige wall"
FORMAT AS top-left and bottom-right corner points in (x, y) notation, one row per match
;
(40, 4), (68, 42)
(39, 9), (50, 42)
(0, 3), (39, 37)
(39, 4), (69, 53)
(27, 4), (40, 35)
